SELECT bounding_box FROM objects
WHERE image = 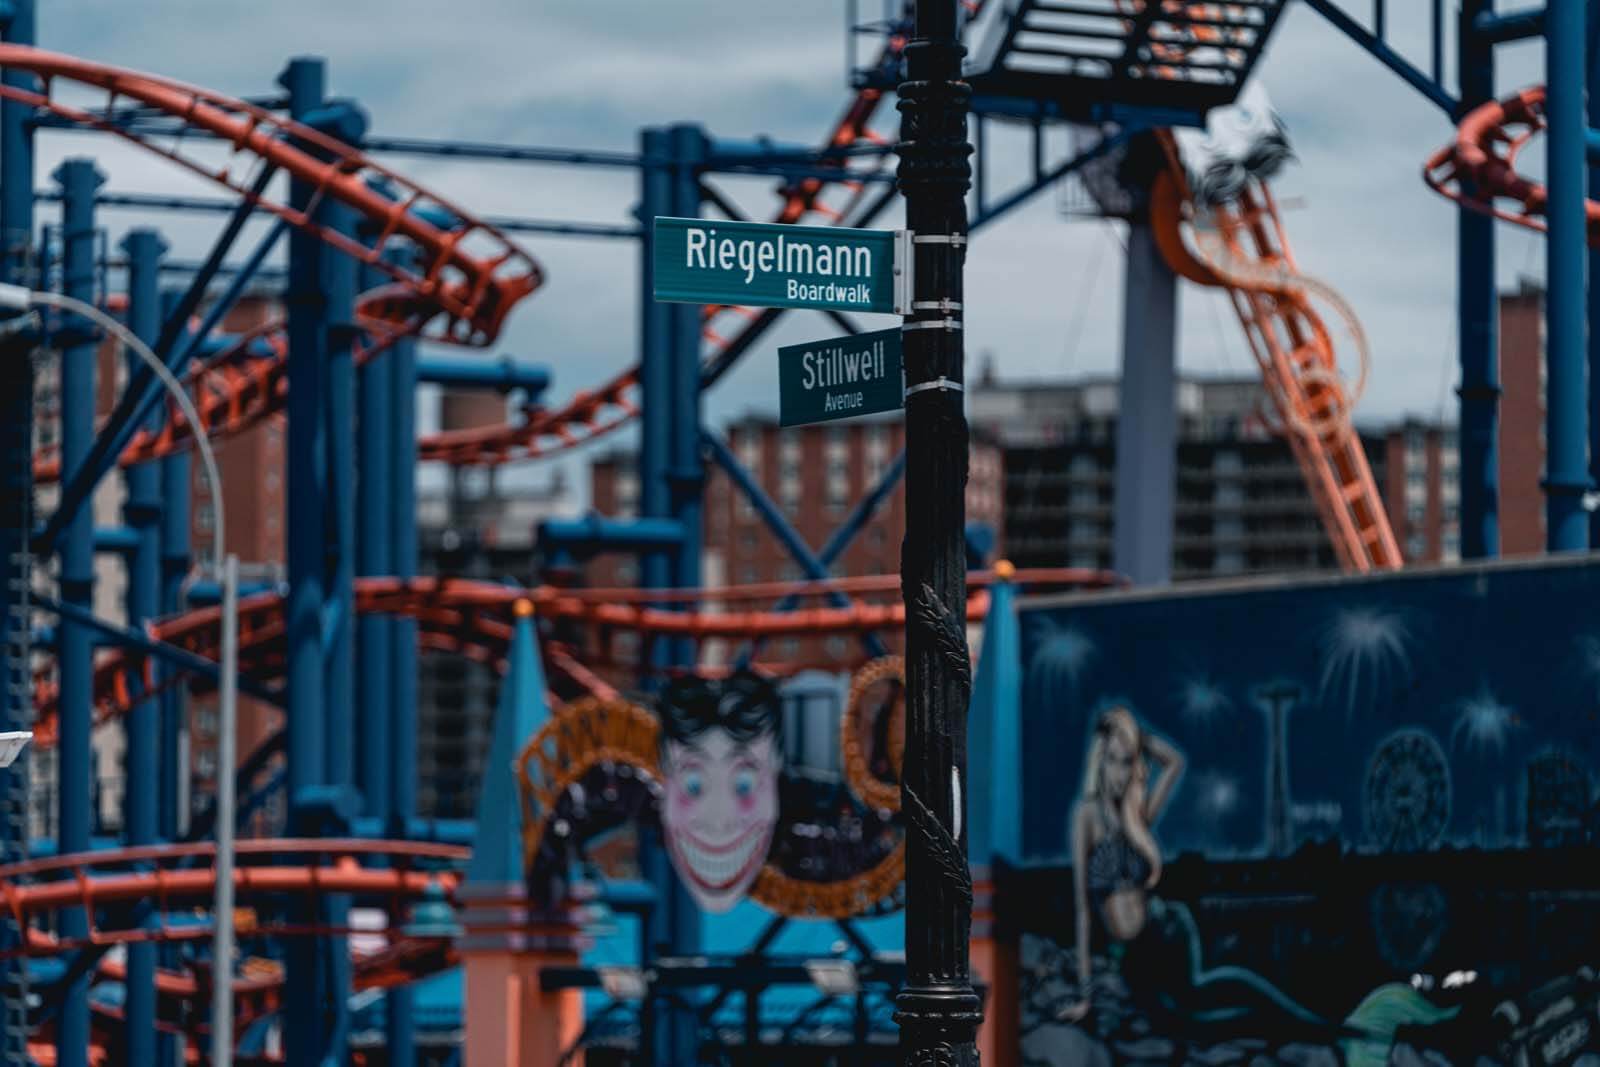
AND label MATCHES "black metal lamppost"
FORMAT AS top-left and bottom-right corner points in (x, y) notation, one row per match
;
(894, 0), (981, 1064)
